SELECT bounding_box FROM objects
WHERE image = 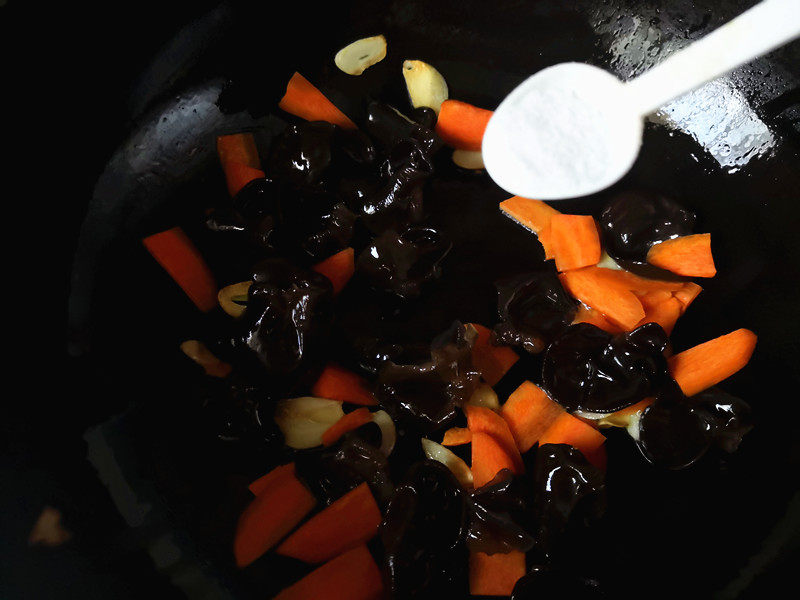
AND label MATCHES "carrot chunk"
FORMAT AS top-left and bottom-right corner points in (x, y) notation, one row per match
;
(471, 432), (518, 488)
(142, 227), (218, 312)
(500, 381), (566, 453)
(274, 544), (384, 600)
(435, 99), (493, 151)
(248, 462), (296, 496)
(234, 470), (316, 567)
(321, 408), (373, 446)
(549, 214), (602, 272)
(636, 296), (683, 334)
(217, 133), (260, 168)
(469, 550), (526, 596)
(559, 267), (645, 330)
(311, 363), (377, 406)
(647, 234), (716, 278)
(442, 427), (472, 446)
(222, 161), (266, 197)
(279, 72), (357, 130)
(572, 305), (624, 334)
(674, 282), (703, 314)
(667, 329), (757, 396)
(276, 483), (382, 563)
(499, 196), (560, 258)
(468, 323), (520, 386)
(538, 412), (607, 461)
(465, 405), (524, 475)
(312, 248), (355, 295)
